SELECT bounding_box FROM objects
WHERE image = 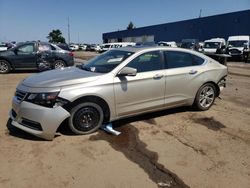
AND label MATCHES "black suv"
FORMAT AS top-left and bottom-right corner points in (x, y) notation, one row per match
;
(180, 39), (200, 51)
(0, 41), (74, 74)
